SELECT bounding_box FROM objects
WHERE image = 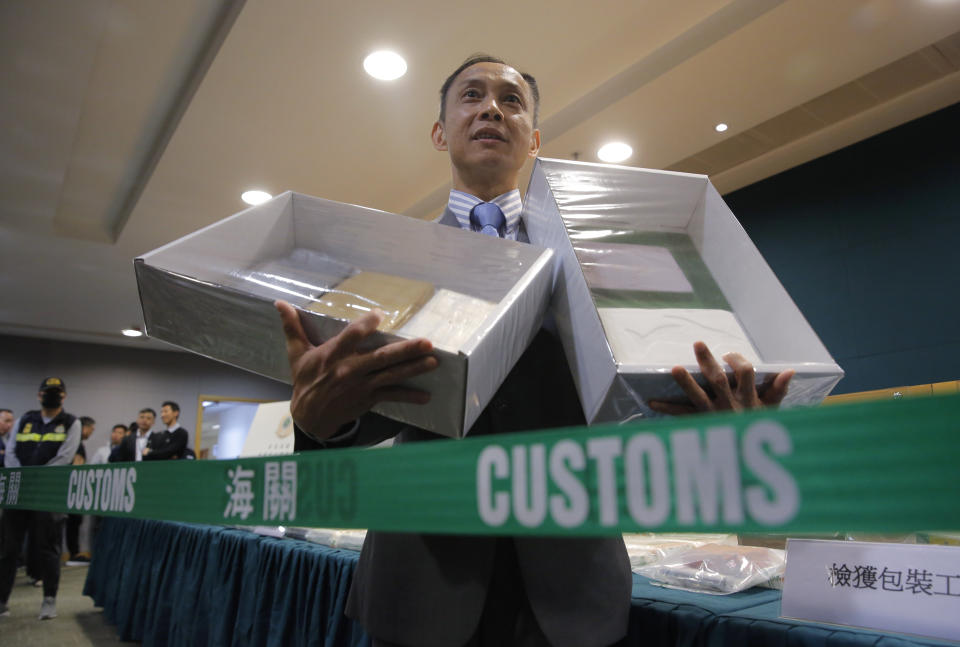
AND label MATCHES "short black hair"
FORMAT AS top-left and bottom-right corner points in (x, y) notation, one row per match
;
(0, 408), (12, 416)
(80, 416), (95, 427)
(161, 401), (180, 413)
(139, 408), (156, 417)
(112, 423), (128, 433)
(438, 54), (540, 127)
